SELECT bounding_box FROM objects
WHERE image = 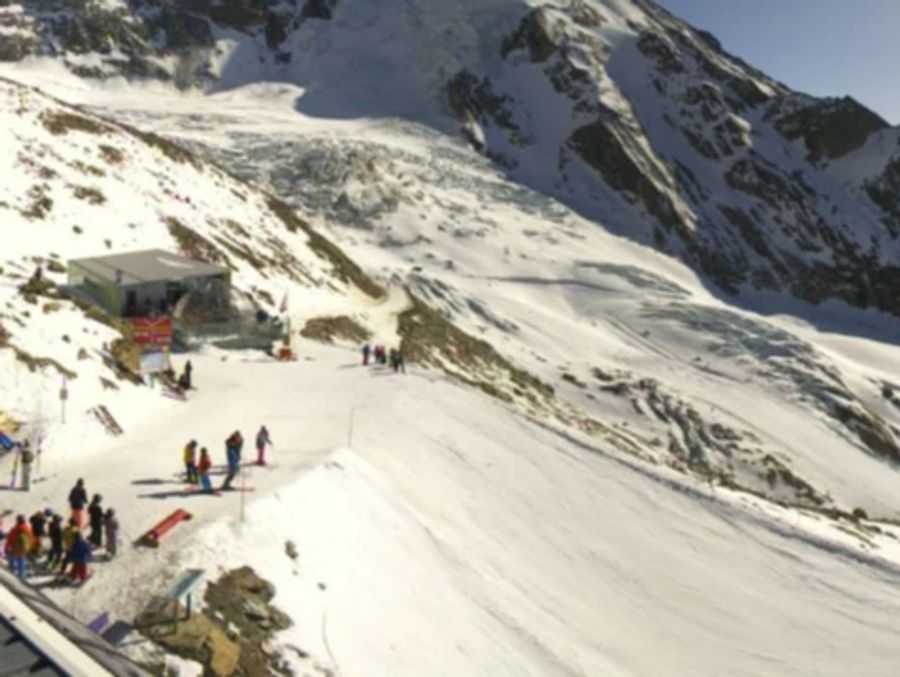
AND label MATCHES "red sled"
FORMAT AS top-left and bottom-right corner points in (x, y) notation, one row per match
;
(137, 508), (192, 548)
